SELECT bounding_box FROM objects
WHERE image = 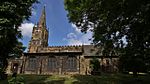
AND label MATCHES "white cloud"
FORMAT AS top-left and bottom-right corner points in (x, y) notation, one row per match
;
(66, 23), (93, 45)
(19, 23), (34, 38)
(67, 33), (77, 39)
(71, 23), (81, 33)
(63, 23), (93, 45)
(71, 22), (94, 33)
(79, 31), (93, 45)
(64, 31), (93, 45)
(64, 32), (81, 45)
(67, 39), (83, 45)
